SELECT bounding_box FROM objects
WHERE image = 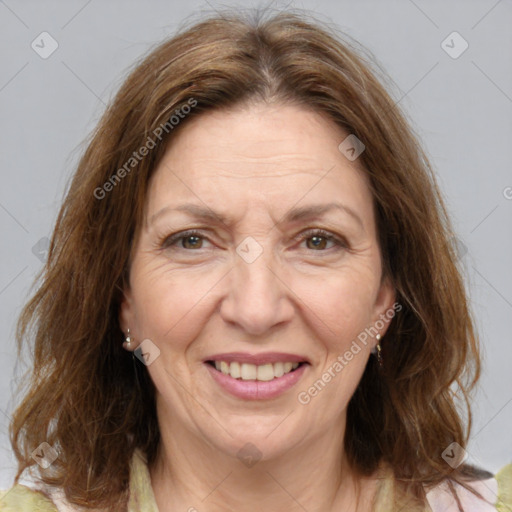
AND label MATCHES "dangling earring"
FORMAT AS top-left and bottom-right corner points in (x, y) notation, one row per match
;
(124, 328), (132, 349)
(375, 333), (383, 368)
